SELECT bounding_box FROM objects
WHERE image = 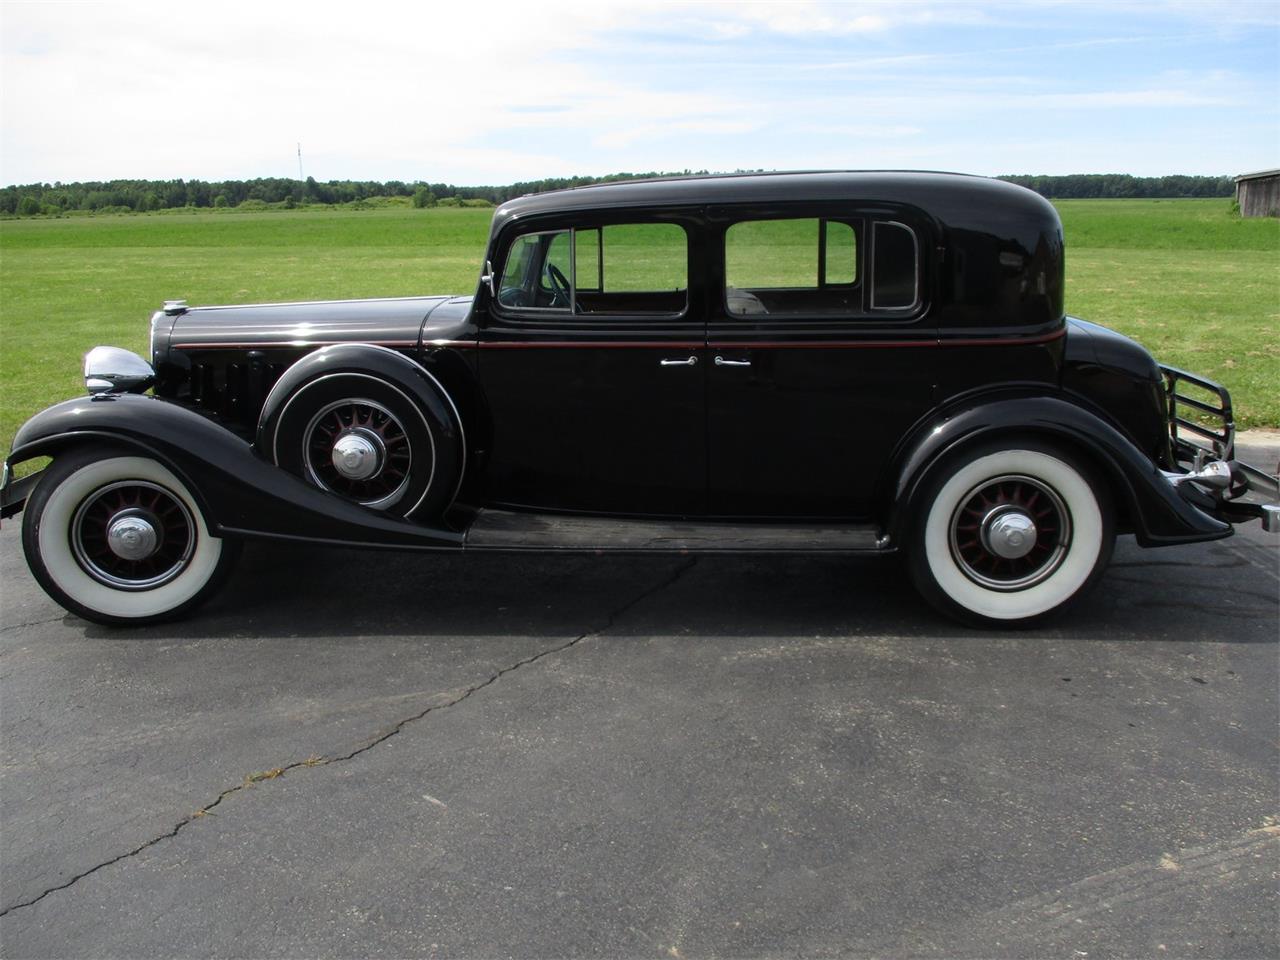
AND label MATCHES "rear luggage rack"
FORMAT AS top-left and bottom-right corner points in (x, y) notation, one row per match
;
(1160, 365), (1234, 462)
